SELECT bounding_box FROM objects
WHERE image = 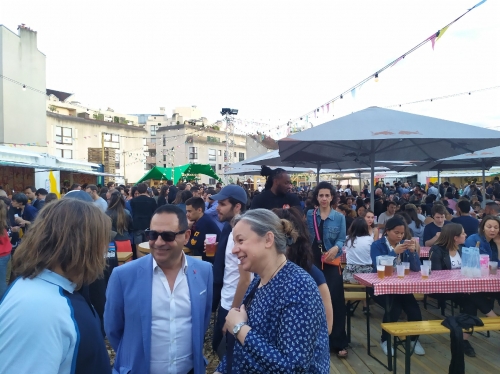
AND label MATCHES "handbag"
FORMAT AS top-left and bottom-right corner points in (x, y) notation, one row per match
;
(313, 208), (341, 269)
